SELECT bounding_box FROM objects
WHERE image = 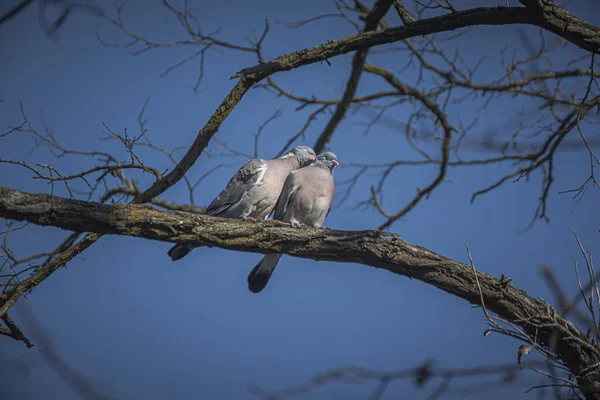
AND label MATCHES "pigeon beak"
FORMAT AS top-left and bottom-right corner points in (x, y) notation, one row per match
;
(332, 160), (340, 166)
(310, 155), (316, 160)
